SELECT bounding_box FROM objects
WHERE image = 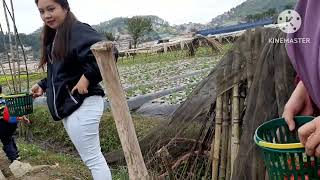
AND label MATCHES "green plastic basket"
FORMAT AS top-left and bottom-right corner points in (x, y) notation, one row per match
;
(4, 93), (33, 117)
(254, 116), (320, 180)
